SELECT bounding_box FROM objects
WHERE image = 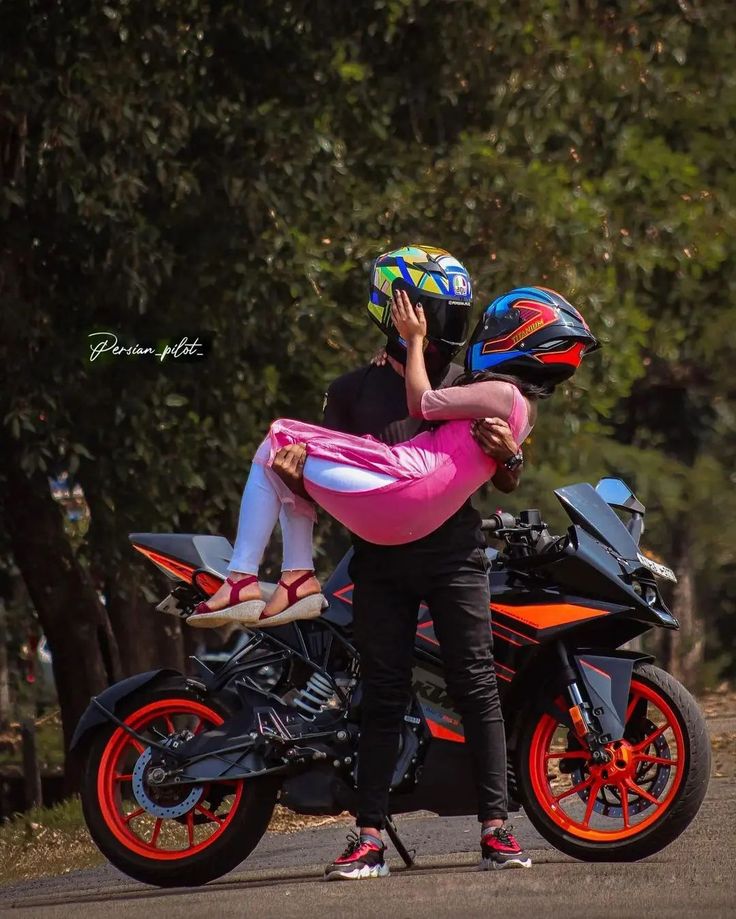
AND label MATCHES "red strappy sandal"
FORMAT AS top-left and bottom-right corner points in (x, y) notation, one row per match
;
(187, 575), (265, 629)
(255, 571), (327, 628)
